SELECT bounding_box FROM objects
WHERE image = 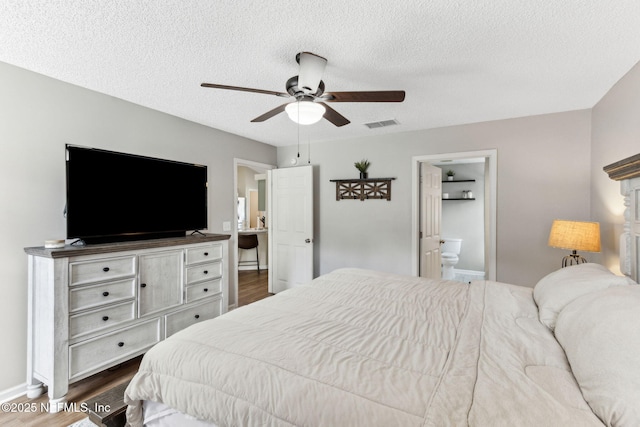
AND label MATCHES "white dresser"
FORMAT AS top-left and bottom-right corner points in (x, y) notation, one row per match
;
(24, 234), (230, 412)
